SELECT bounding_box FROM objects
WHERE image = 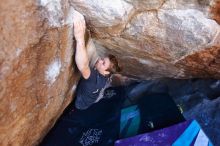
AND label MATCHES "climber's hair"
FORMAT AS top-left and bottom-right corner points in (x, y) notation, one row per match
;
(107, 54), (122, 75)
